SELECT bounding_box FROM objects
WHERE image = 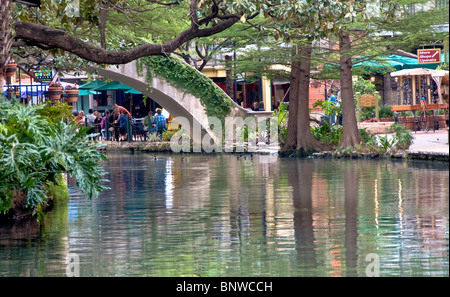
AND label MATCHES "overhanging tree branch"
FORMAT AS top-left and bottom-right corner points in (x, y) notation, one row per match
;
(13, 15), (243, 64)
